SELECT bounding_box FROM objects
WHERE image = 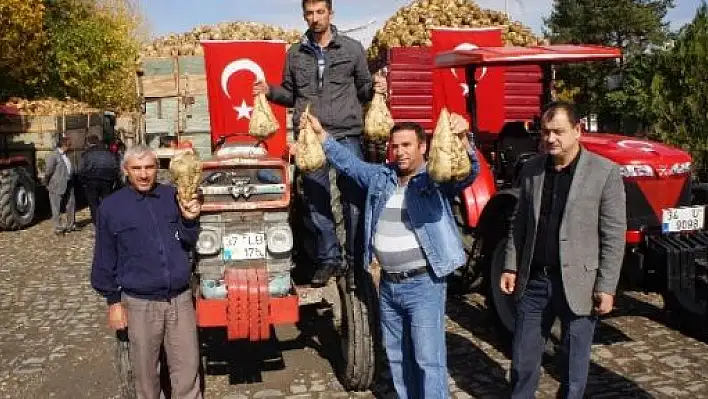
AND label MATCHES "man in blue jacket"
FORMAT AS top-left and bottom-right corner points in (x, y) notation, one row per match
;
(91, 144), (202, 399)
(301, 113), (480, 399)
